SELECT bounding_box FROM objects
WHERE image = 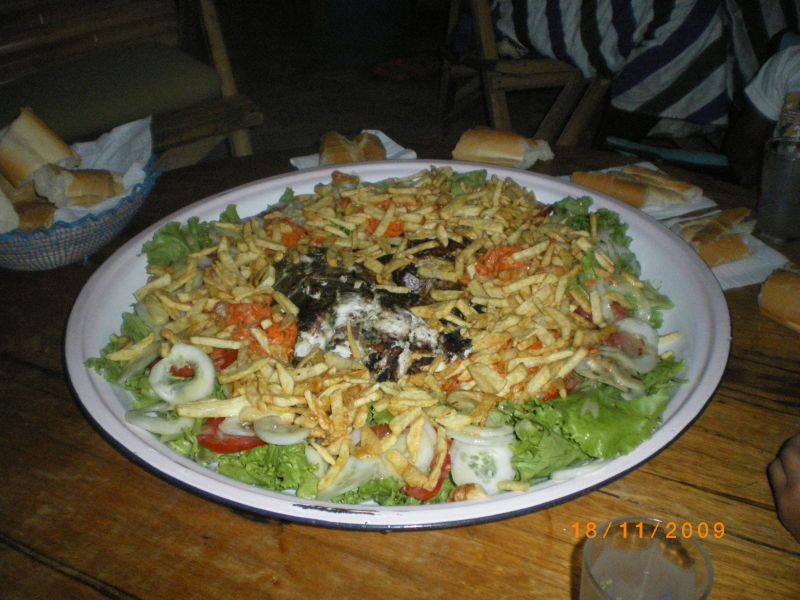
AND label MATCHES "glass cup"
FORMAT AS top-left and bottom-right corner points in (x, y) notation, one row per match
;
(755, 138), (800, 243)
(580, 516), (713, 600)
